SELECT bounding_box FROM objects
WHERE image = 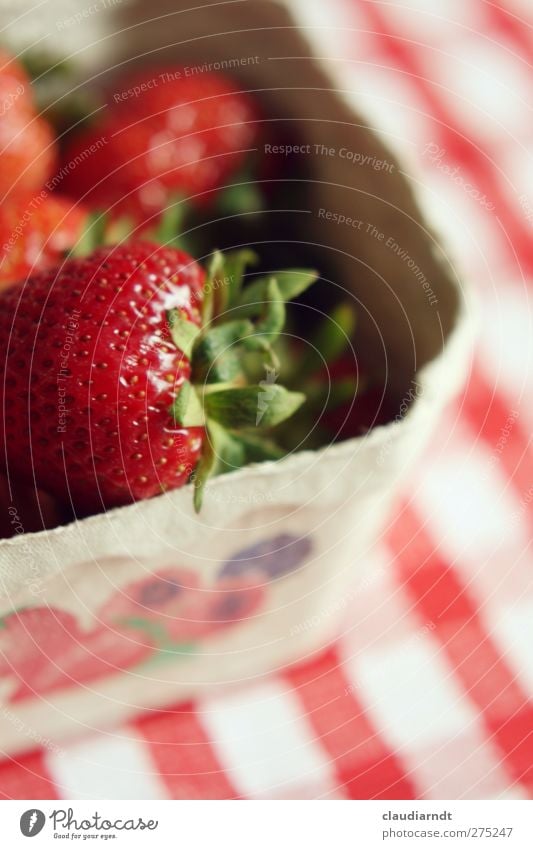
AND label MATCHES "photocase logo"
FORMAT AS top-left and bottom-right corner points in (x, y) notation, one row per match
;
(20, 809), (46, 837)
